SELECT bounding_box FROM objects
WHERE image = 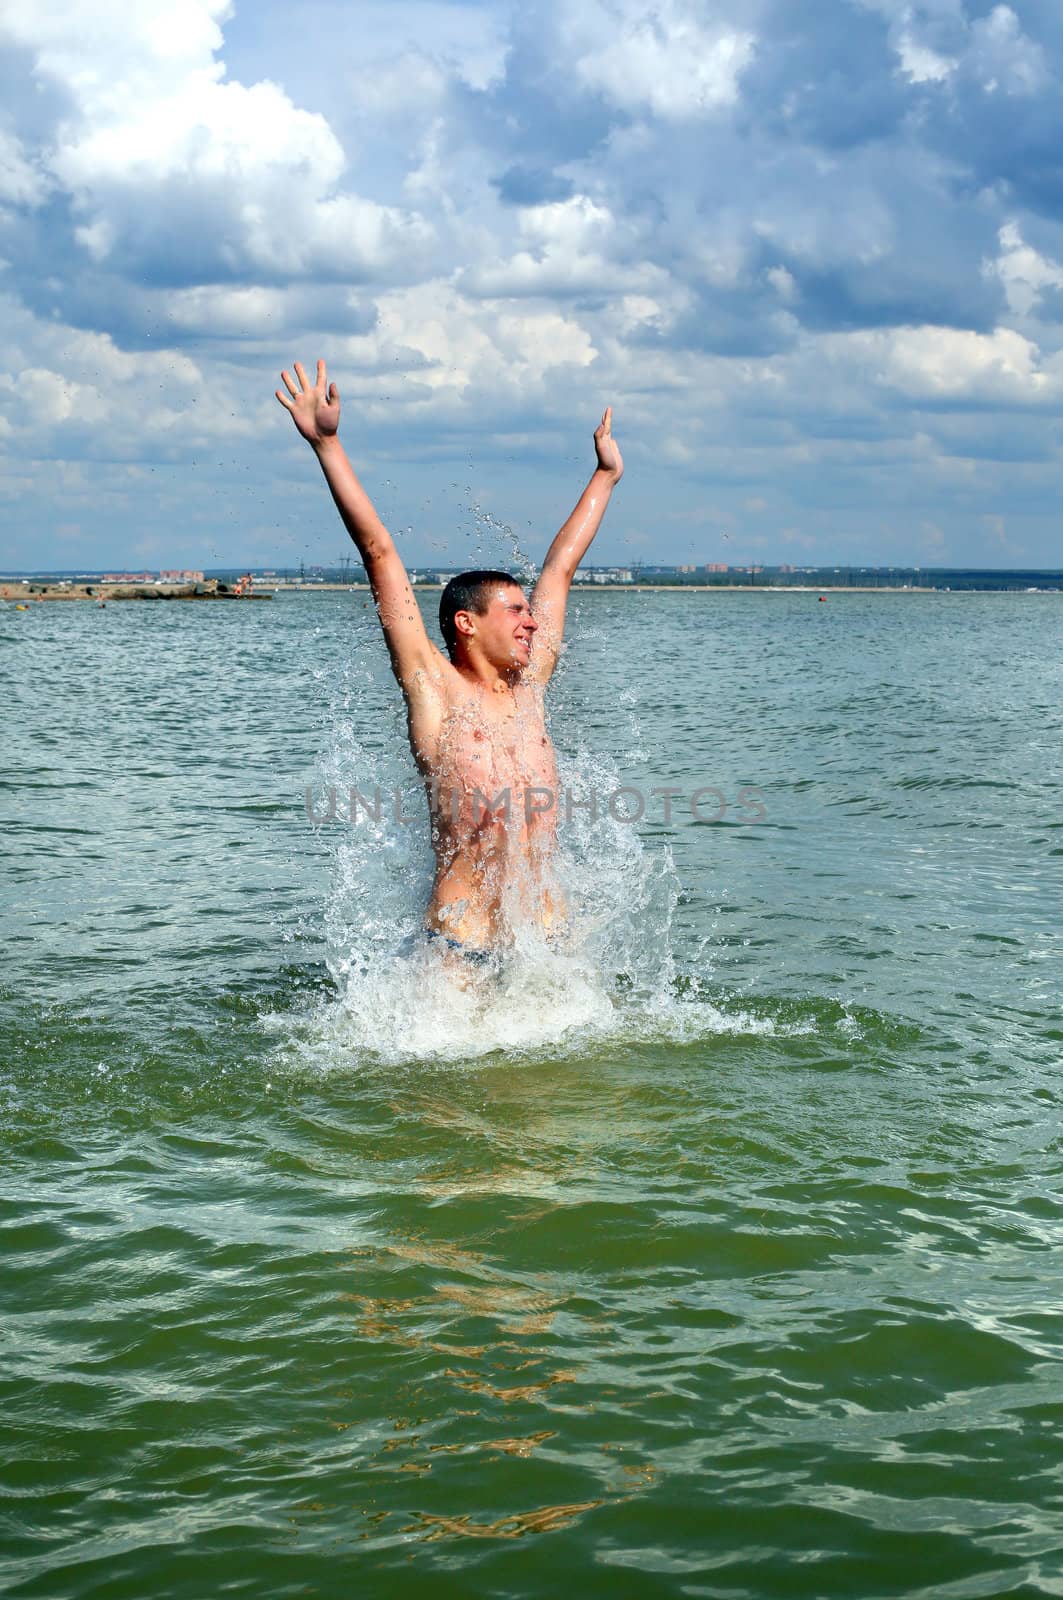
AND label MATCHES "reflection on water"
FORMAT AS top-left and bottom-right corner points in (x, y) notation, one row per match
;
(409, 1497), (603, 1541)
